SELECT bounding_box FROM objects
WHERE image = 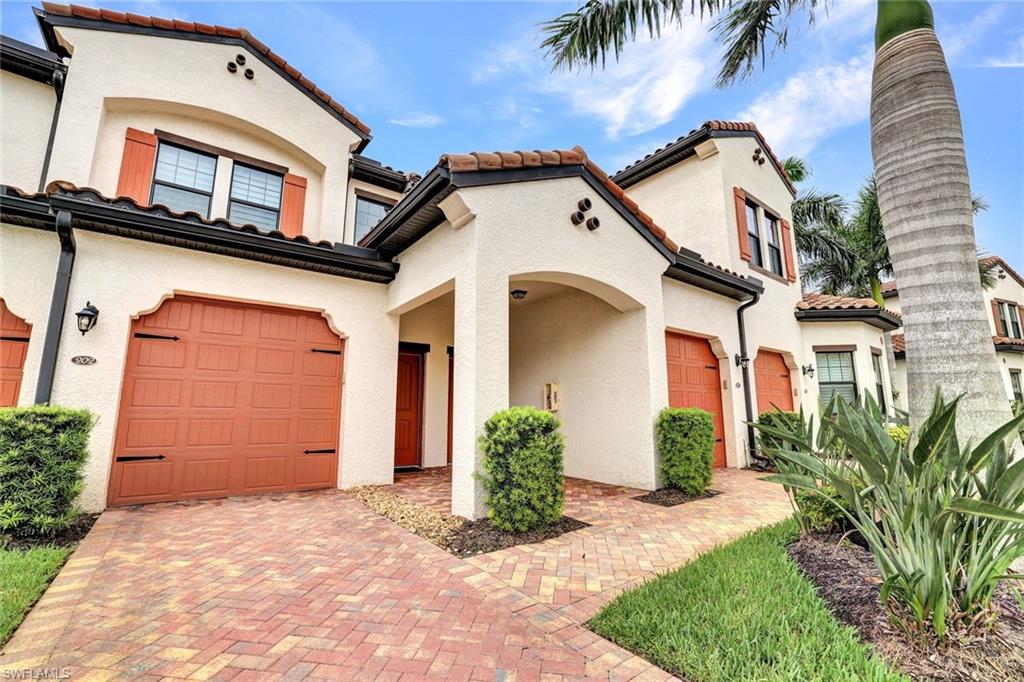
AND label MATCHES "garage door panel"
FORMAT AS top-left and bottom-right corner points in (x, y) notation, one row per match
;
(666, 331), (726, 468)
(755, 350), (794, 413)
(110, 297), (342, 505)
